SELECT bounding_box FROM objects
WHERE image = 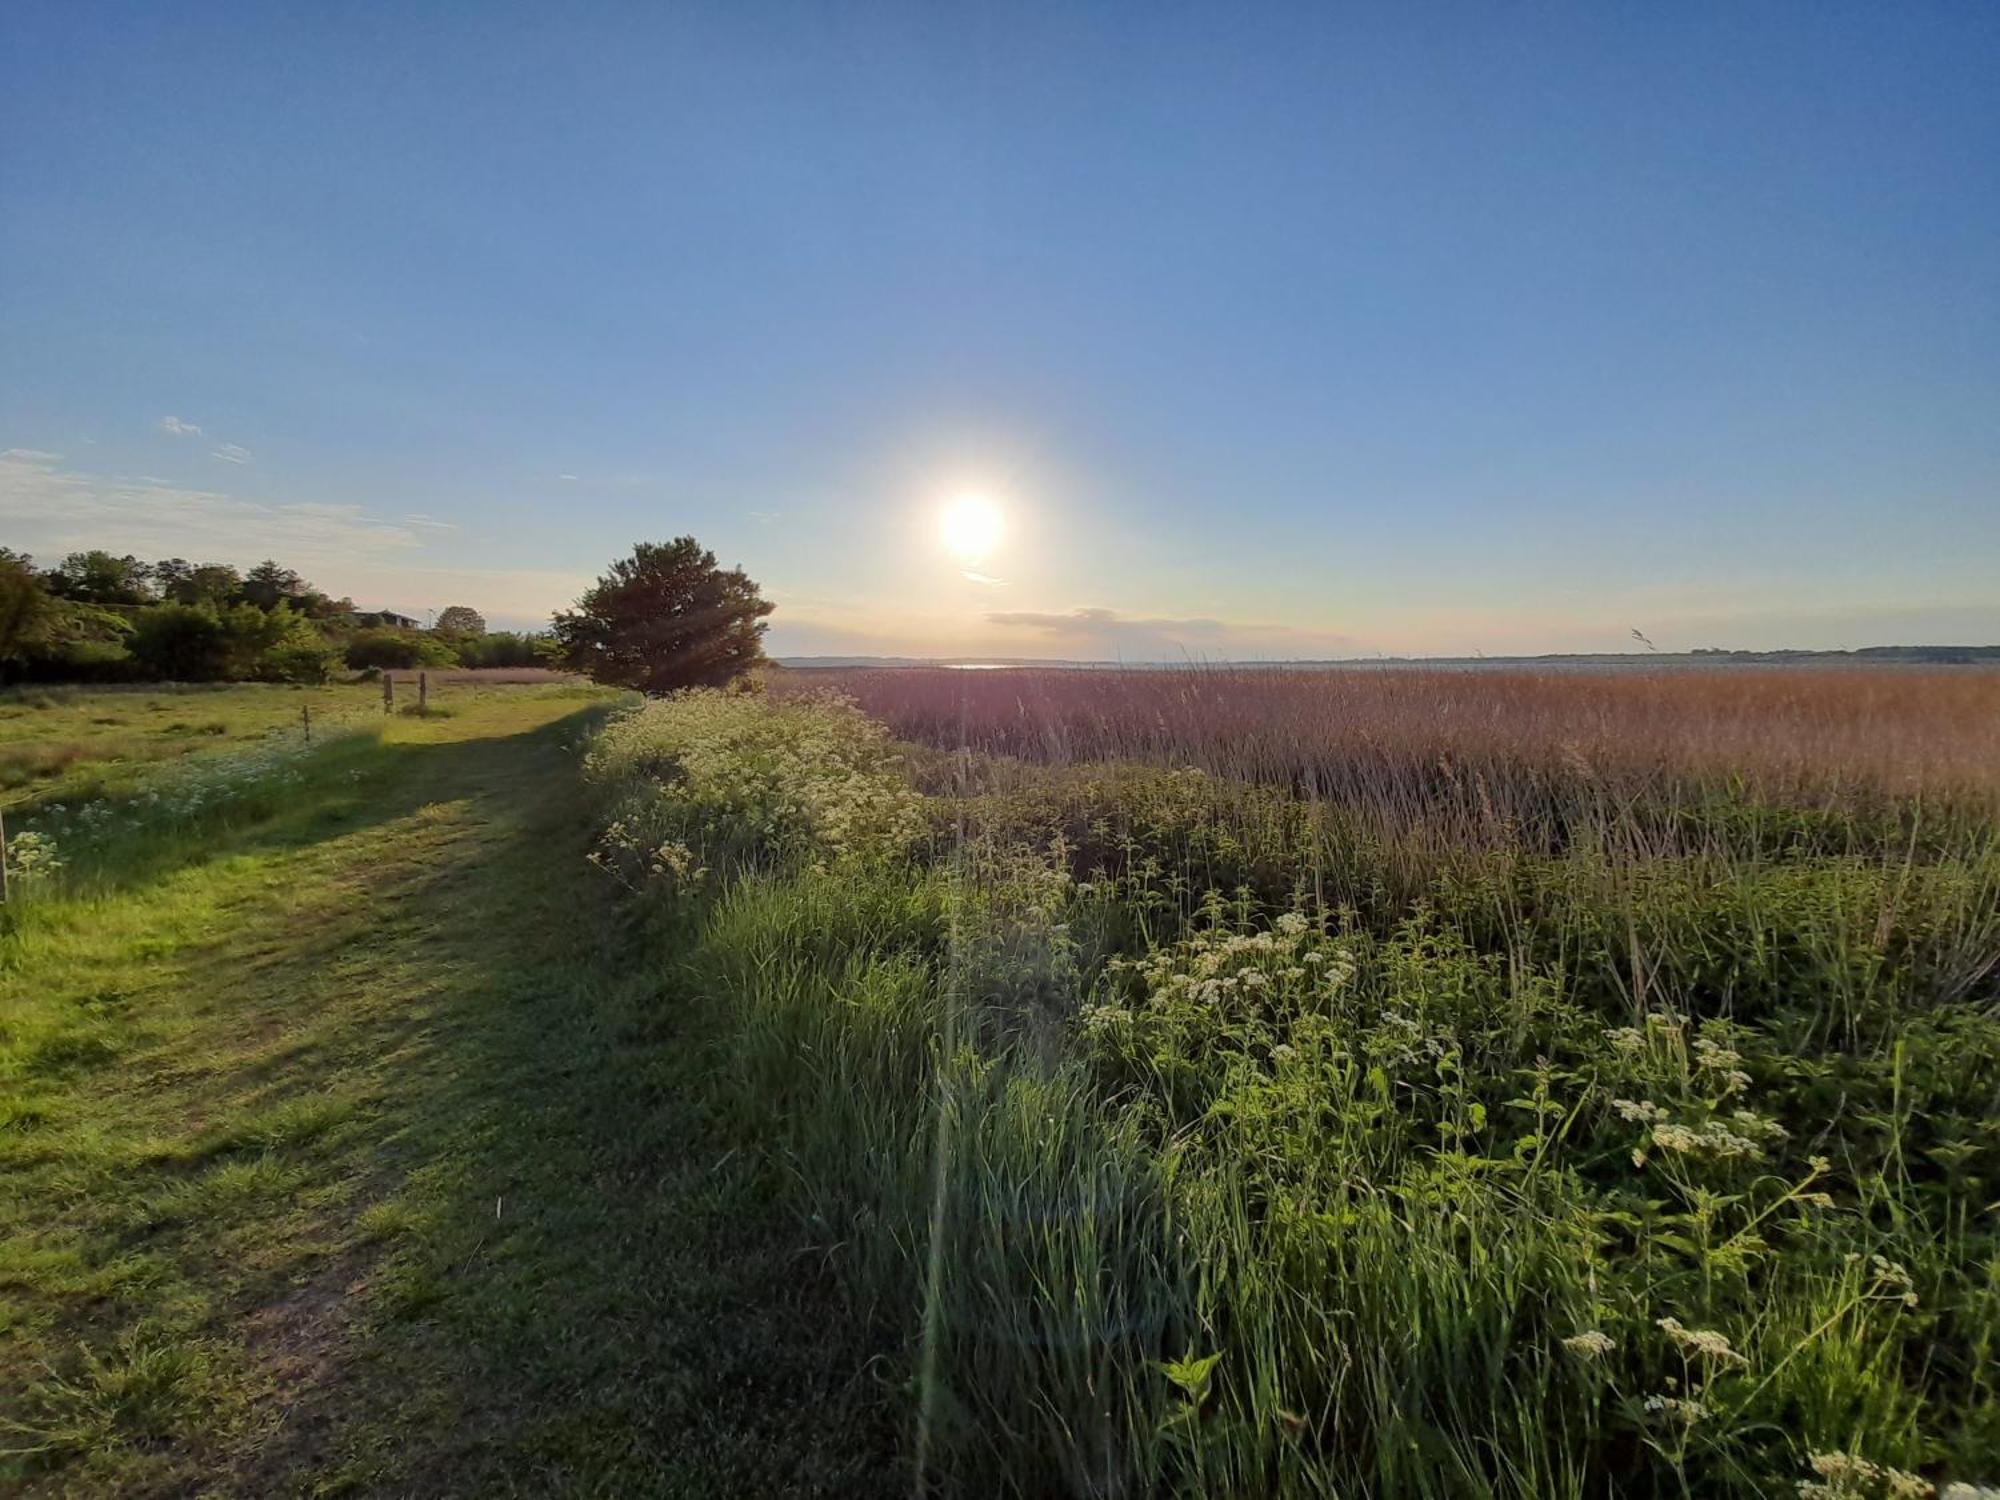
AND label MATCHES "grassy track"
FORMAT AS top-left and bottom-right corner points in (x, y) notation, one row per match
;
(2, 691), (891, 1496)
